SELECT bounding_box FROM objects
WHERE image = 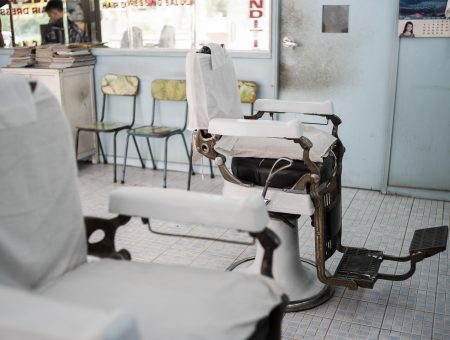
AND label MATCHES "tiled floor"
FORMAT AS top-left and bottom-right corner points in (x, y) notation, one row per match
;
(78, 163), (450, 340)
